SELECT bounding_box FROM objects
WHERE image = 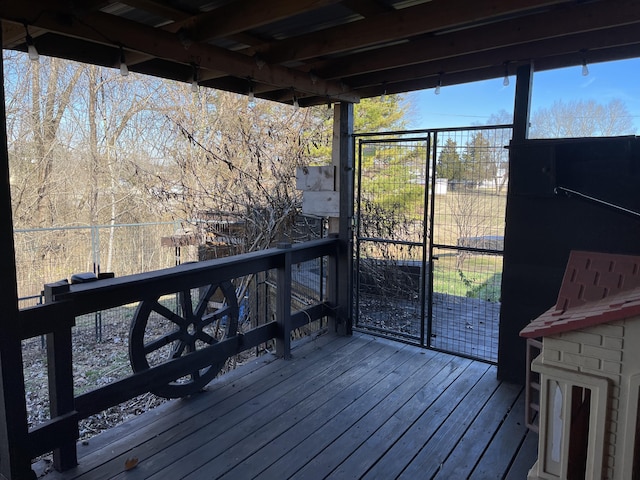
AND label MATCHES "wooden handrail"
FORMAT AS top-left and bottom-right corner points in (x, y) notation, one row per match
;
(18, 237), (338, 327)
(19, 237), (340, 469)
